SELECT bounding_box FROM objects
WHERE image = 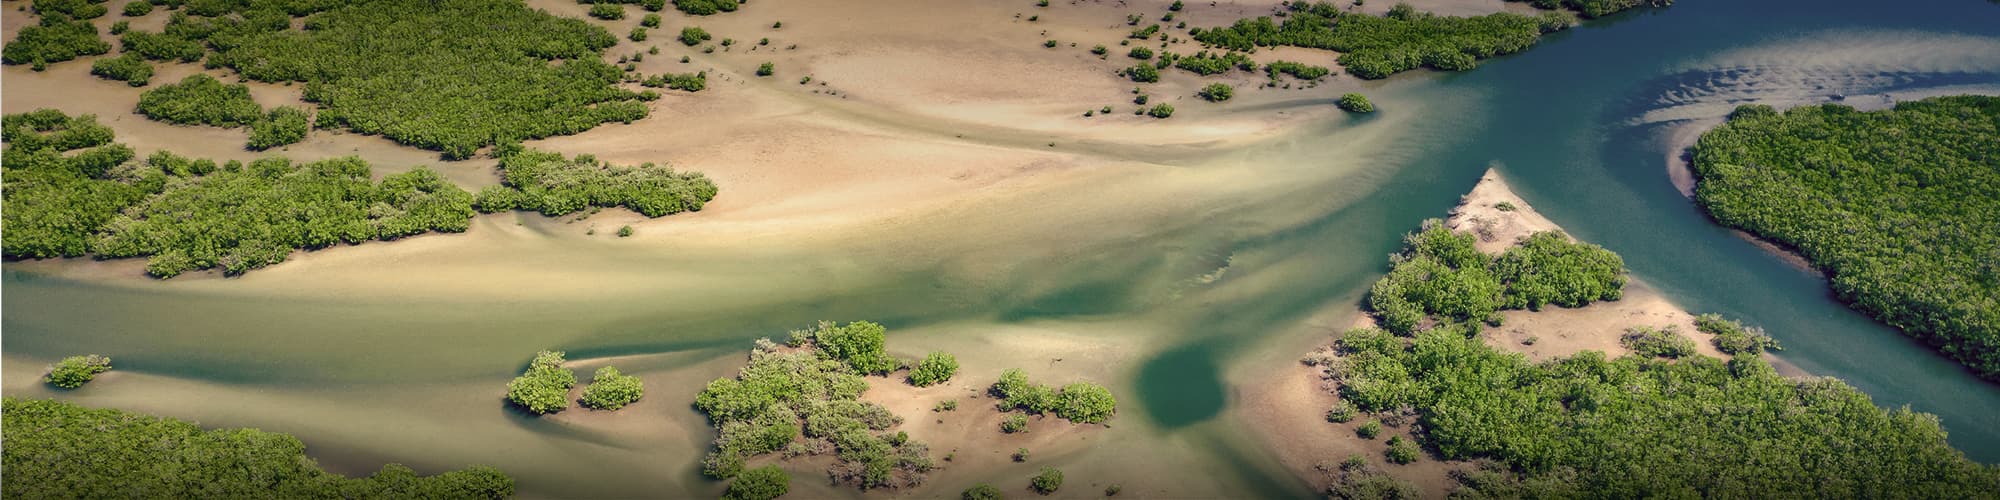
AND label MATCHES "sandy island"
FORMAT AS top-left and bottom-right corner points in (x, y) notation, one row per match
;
(1240, 168), (1808, 496)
